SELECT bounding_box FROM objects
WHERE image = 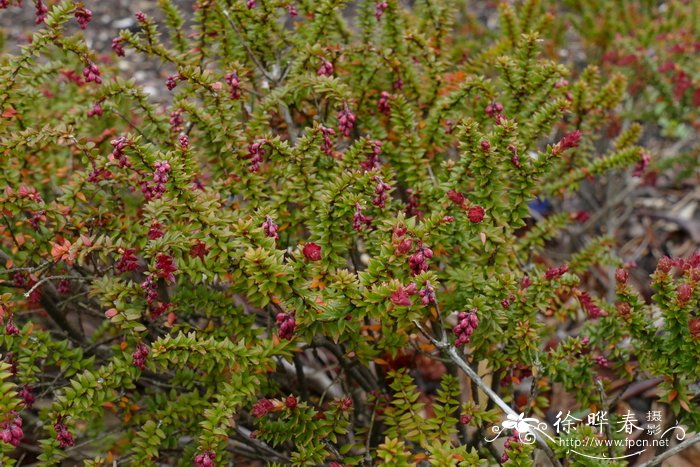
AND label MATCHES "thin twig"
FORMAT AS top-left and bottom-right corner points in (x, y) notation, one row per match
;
(413, 320), (563, 467)
(24, 275), (88, 298)
(637, 432), (700, 467)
